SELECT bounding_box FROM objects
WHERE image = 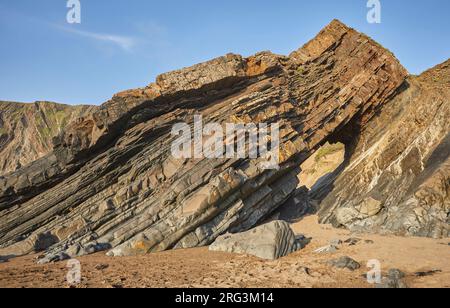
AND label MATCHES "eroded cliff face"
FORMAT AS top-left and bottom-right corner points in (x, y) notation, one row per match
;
(318, 60), (450, 238)
(0, 102), (95, 175)
(0, 20), (446, 261)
